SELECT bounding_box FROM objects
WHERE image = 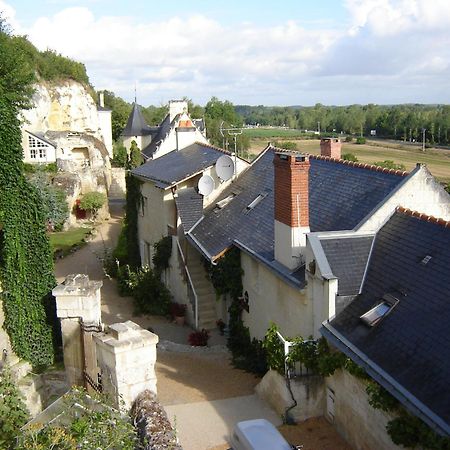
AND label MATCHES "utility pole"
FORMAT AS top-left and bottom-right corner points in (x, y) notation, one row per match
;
(422, 128), (426, 152)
